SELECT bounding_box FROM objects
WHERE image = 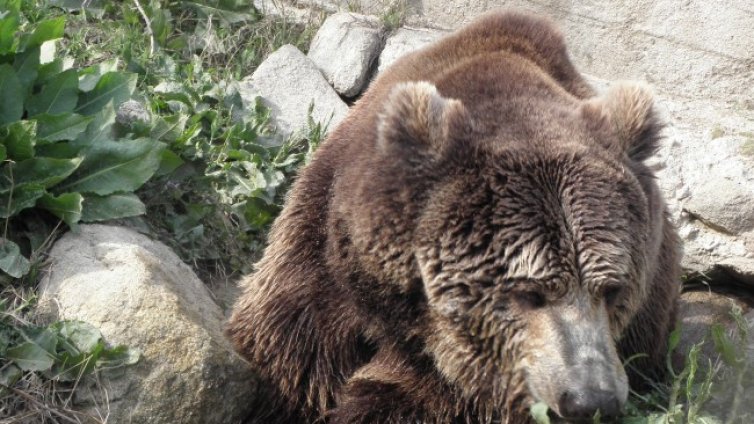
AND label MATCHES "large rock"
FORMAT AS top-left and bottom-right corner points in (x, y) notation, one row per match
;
(308, 12), (385, 97)
(377, 27), (446, 72)
(238, 45), (349, 137)
(403, 1), (753, 106)
(38, 225), (256, 424)
(651, 97), (754, 284)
